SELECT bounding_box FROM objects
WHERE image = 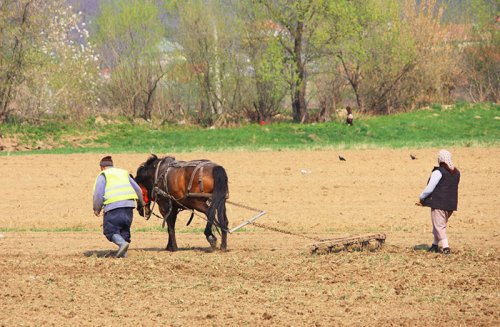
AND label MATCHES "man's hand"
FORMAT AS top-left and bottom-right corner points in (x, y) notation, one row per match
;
(137, 206), (144, 217)
(415, 201), (423, 207)
(94, 210), (101, 216)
